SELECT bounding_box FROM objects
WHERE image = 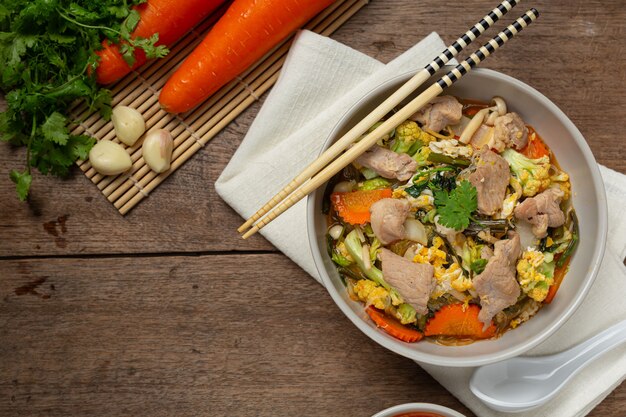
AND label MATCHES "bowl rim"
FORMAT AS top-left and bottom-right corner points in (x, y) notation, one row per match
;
(306, 67), (608, 367)
(371, 402), (466, 417)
